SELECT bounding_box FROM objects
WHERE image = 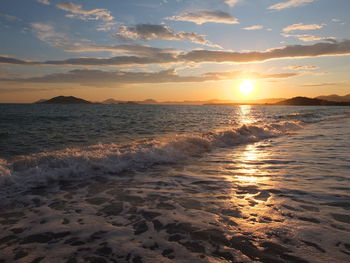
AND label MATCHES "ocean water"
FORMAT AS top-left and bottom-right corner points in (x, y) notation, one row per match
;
(0, 104), (350, 263)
